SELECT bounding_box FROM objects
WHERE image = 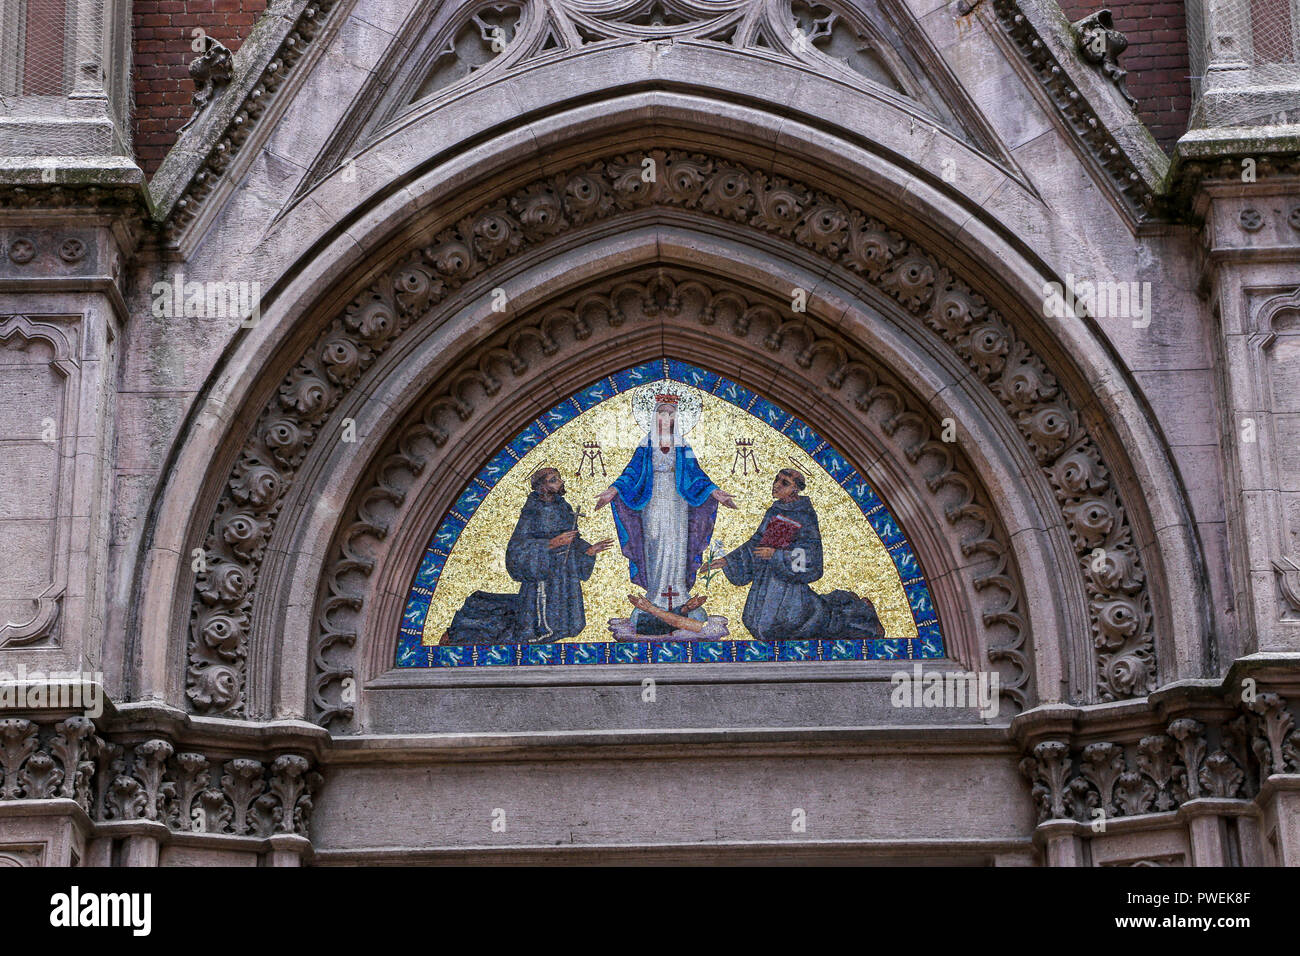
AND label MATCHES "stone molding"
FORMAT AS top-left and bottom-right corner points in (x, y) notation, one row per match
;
(0, 715), (322, 840)
(152, 0), (342, 239)
(324, 0), (1001, 182)
(184, 147), (1158, 718)
(988, 0), (1161, 222)
(307, 268), (1030, 729)
(151, 0), (1195, 242)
